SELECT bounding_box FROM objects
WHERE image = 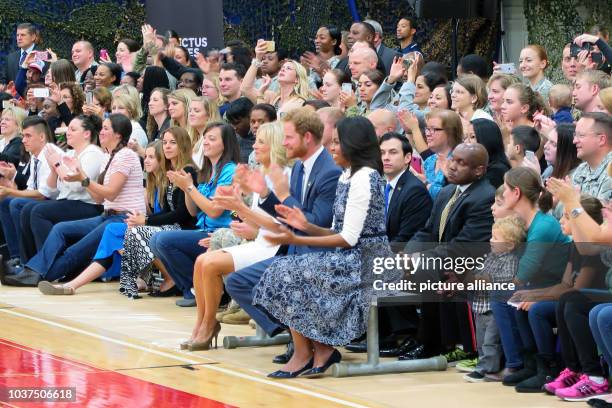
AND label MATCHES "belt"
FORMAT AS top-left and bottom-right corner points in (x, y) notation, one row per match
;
(103, 209), (129, 217)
